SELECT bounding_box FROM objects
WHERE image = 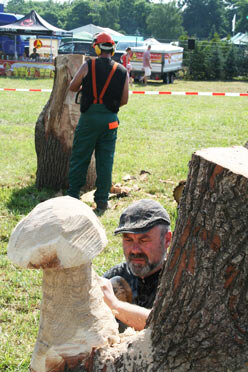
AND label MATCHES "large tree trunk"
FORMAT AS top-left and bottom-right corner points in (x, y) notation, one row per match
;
(35, 55), (96, 191)
(69, 145), (248, 372)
